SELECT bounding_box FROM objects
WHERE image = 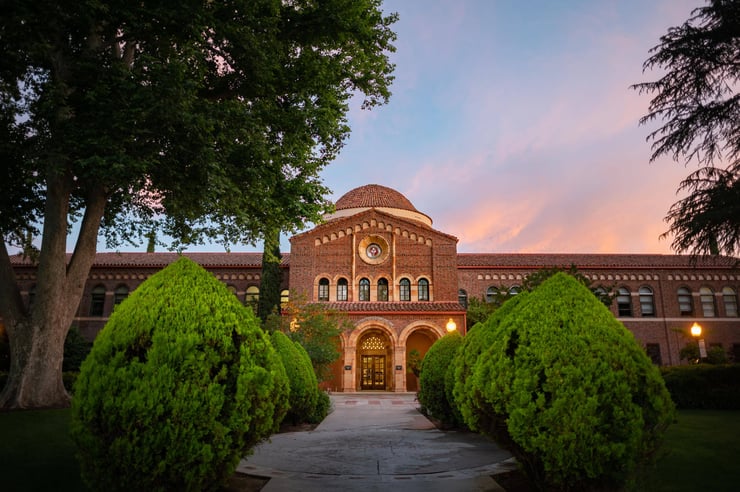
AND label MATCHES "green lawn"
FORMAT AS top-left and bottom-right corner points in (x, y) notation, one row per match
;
(643, 410), (740, 492)
(0, 408), (738, 491)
